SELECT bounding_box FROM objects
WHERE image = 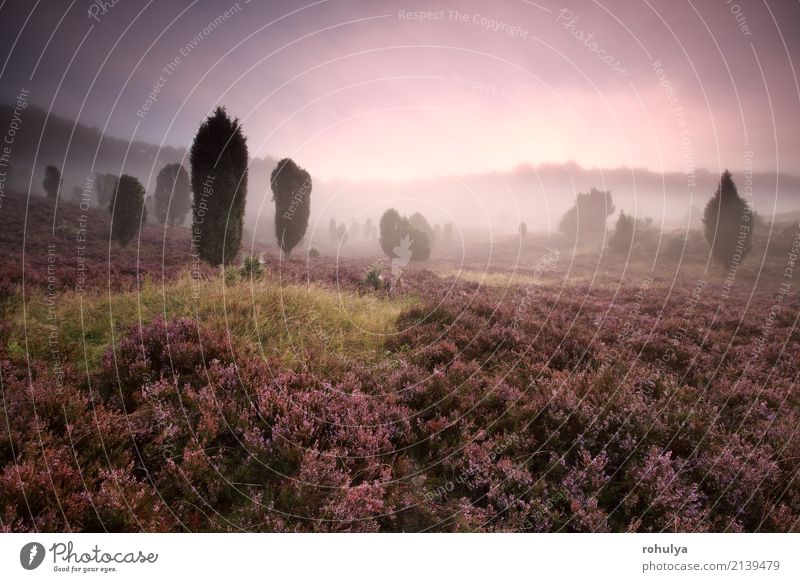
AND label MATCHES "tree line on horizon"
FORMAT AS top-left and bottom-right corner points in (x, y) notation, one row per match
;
(40, 105), (754, 270)
(517, 170), (753, 267)
(40, 106), (448, 268)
